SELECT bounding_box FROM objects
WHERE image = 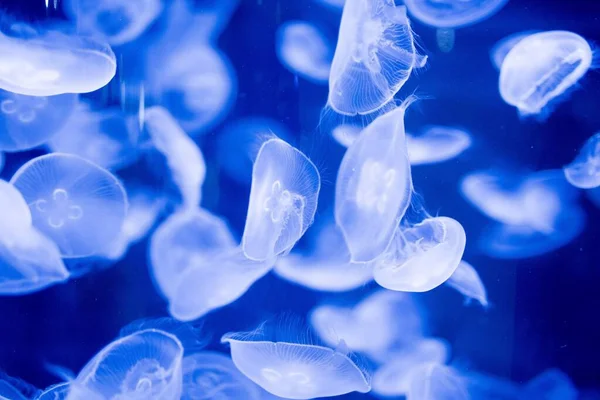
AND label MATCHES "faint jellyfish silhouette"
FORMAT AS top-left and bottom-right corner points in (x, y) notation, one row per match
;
(192, 0), (241, 43)
(181, 351), (262, 400)
(242, 138), (320, 261)
(10, 153), (128, 258)
(407, 363), (469, 400)
(0, 152), (3, 172)
(0, 373), (38, 400)
(446, 260), (488, 307)
(374, 216), (466, 292)
(335, 98), (415, 263)
(564, 132), (600, 189)
(499, 31), (592, 117)
(331, 124), (362, 148)
(490, 31), (538, 70)
(276, 21), (332, 84)
(461, 370), (521, 400)
(327, 0), (425, 116)
(519, 369), (578, 400)
(407, 126), (471, 165)
(35, 382), (70, 400)
(66, 329), (184, 400)
(404, 0), (508, 28)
